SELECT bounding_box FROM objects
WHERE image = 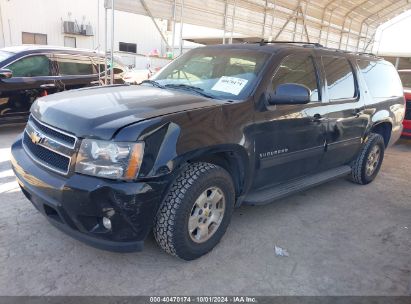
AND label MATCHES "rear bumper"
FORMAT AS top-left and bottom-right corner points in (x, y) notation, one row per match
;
(11, 136), (169, 252)
(388, 123), (403, 146)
